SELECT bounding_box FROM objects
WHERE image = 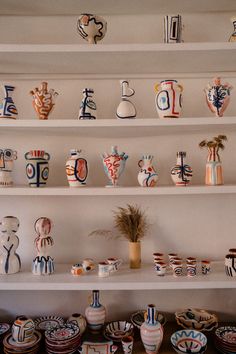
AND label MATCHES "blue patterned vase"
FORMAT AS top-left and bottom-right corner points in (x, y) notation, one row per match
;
(85, 290), (106, 332)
